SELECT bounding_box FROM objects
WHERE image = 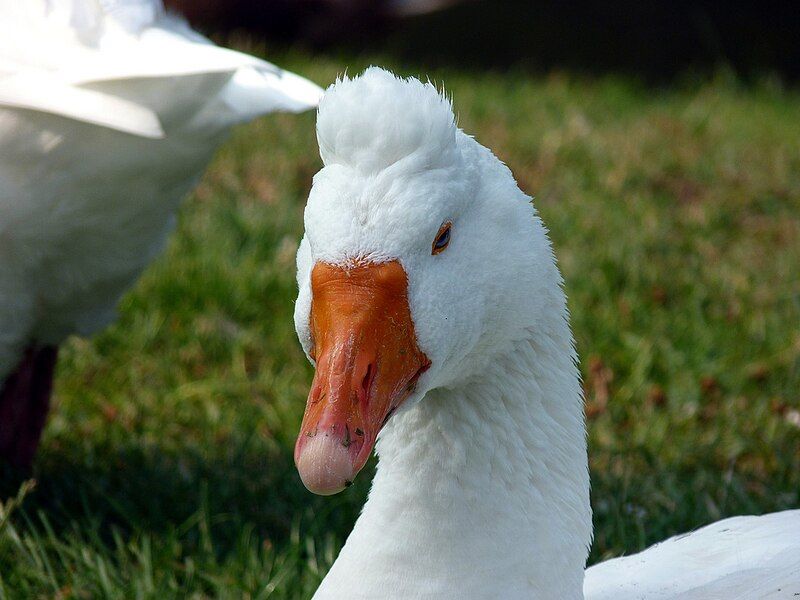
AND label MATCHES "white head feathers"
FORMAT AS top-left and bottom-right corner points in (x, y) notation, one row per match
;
(316, 67), (459, 176)
(299, 66), (562, 390)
